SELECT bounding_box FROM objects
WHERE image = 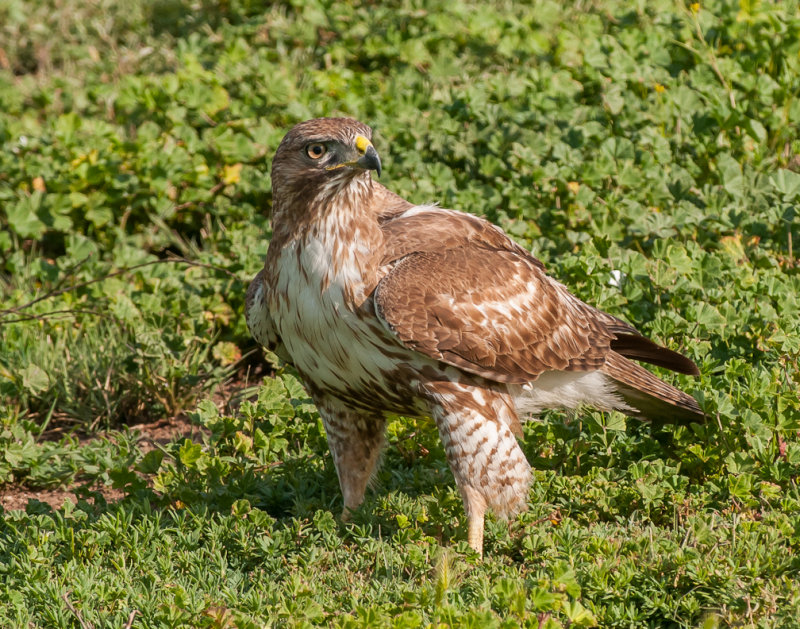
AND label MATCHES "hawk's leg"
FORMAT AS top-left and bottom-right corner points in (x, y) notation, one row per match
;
(316, 398), (386, 521)
(423, 381), (531, 556)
